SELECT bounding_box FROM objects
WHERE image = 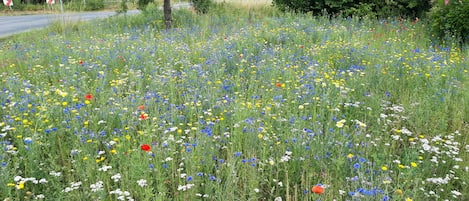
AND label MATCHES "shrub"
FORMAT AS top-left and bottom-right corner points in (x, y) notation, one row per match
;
(343, 2), (376, 18)
(191, 0), (212, 14)
(117, 0), (128, 13)
(84, 0), (104, 11)
(272, 0), (431, 18)
(430, 0), (469, 44)
(138, 0), (152, 10)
